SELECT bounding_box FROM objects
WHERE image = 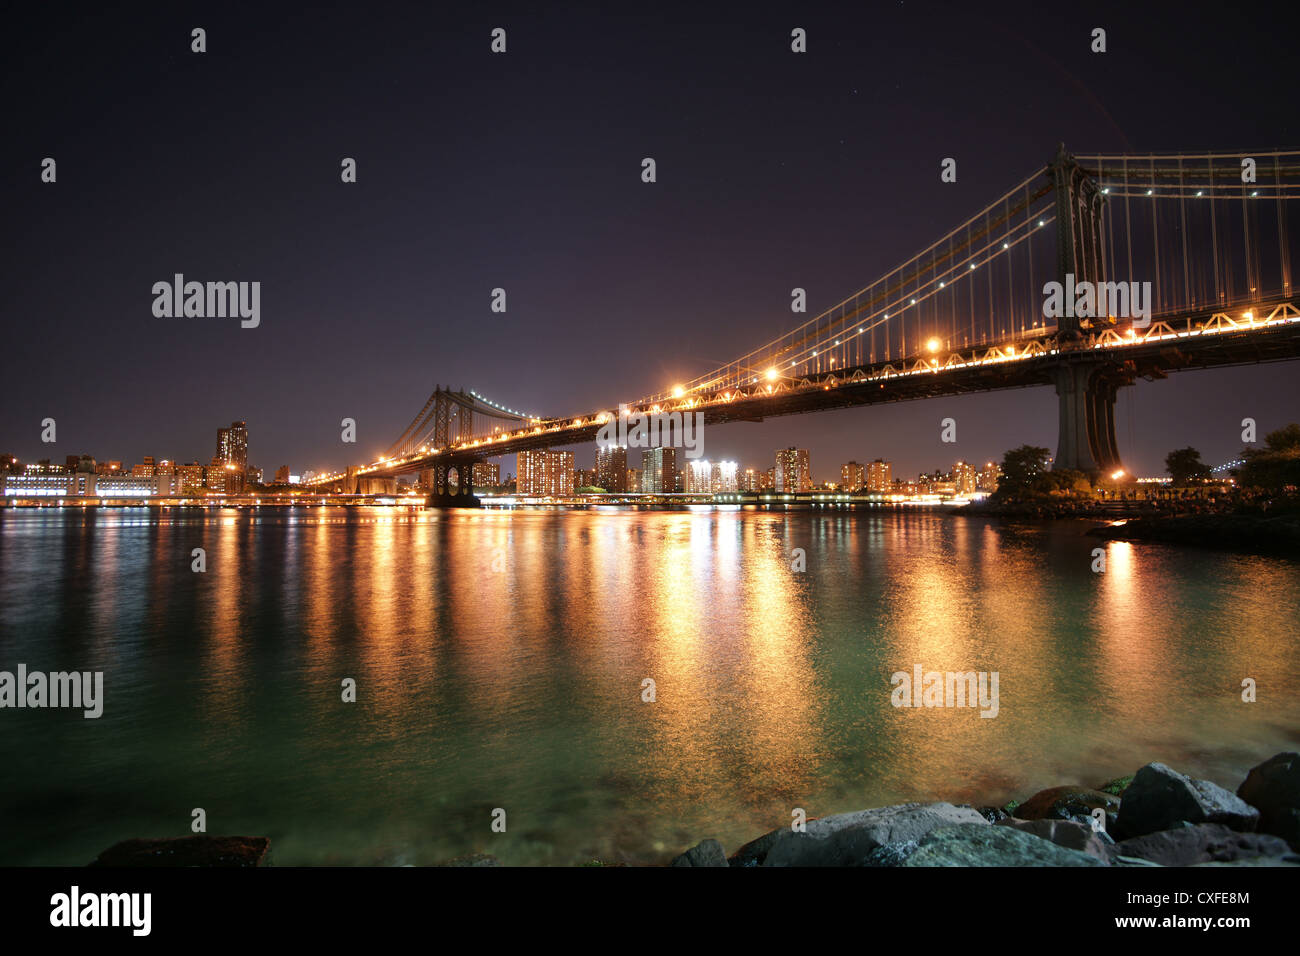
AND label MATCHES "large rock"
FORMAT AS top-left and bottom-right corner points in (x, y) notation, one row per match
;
(670, 839), (728, 867)
(89, 835), (270, 867)
(1116, 823), (1294, 867)
(1116, 763), (1259, 838)
(728, 829), (783, 867)
(1237, 752), (1300, 849)
(759, 802), (988, 867)
(996, 817), (1114, 861)
(901, 824), (1106, 866)
(1015, 786), (1120, 825)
